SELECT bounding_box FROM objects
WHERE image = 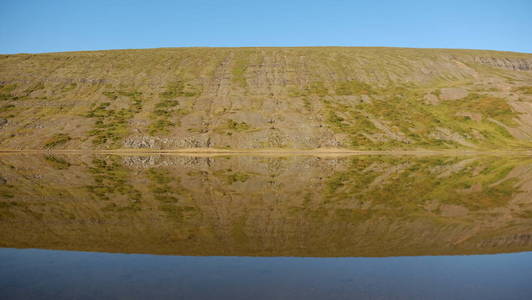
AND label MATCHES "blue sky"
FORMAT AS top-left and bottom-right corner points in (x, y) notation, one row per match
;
(1, 0), (531, 54)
